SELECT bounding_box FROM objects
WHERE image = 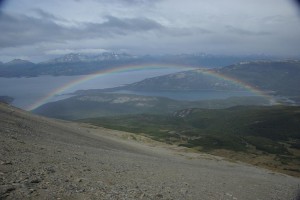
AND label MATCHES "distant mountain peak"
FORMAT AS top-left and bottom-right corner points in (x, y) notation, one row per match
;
(49, 53), (87, 63)
(6, 59), (34, 65)
(45, 52), (136, 64)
